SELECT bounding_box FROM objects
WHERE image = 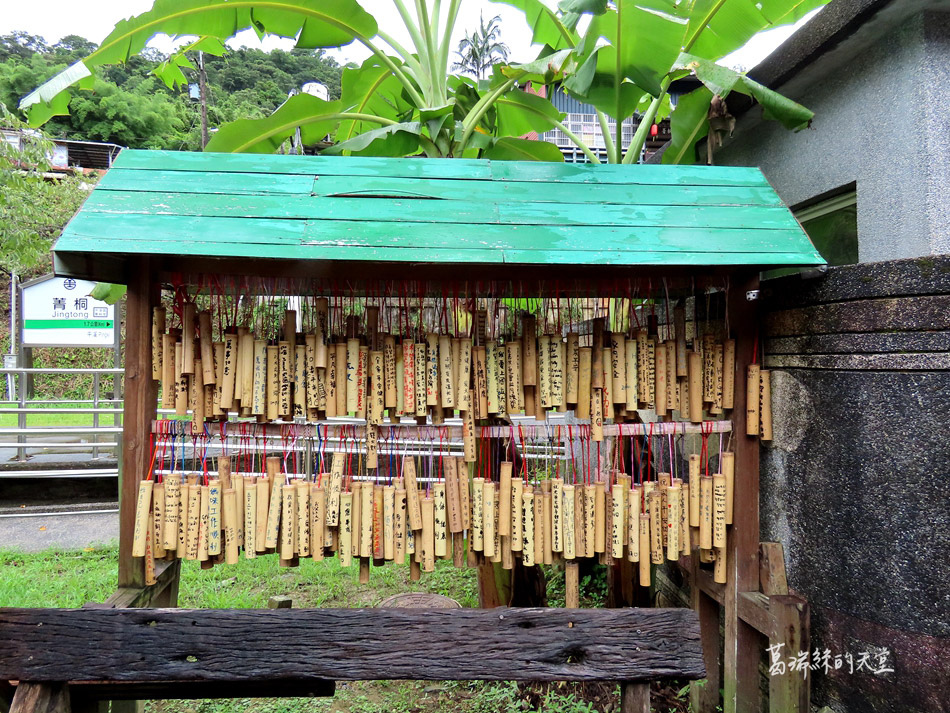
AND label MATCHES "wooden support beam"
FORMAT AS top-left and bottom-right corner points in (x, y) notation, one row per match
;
(10, 684), (70, 713)
(723, 272), (762, 713)
(620, 682), (650, 713)
(0, 608), (704, 683)
(768, 595), (810, 713)
(119, 256), (159, 590)
(104, 560), (180, 609)
(759, 543), (789, 596)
